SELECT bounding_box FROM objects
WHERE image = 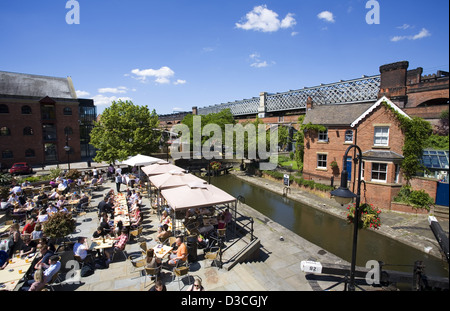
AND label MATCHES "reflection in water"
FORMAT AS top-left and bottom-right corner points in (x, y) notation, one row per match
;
(210, 174), (448, 279)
